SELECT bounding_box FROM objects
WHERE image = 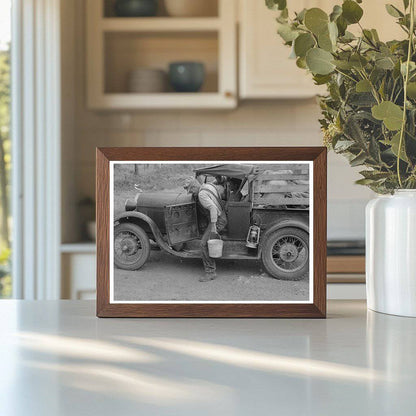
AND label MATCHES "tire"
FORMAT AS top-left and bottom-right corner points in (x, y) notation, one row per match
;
(261, 227), (309, 281)
(114, 222), (151, 271)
